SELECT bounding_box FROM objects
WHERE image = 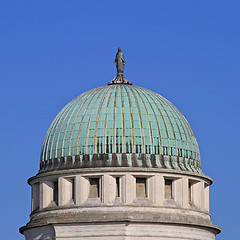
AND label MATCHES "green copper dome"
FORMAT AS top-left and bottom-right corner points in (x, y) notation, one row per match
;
(40, 84), (201, 173)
